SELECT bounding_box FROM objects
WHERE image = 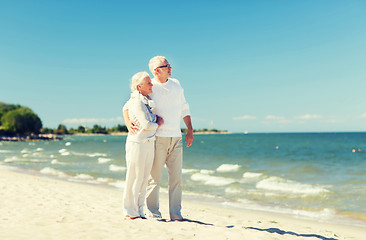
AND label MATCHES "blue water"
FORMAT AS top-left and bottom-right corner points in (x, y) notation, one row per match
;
(1, 133), (365, 226)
